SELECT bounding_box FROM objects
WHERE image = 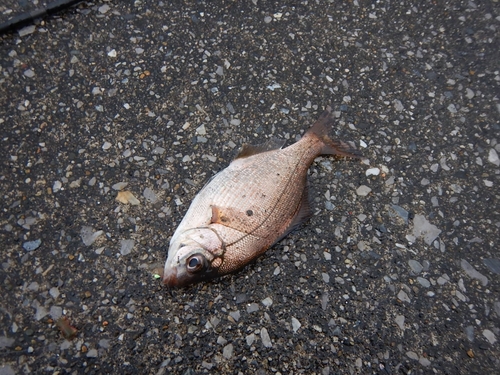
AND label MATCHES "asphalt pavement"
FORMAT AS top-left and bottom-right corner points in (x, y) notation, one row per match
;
(0, 1), (499, 374)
